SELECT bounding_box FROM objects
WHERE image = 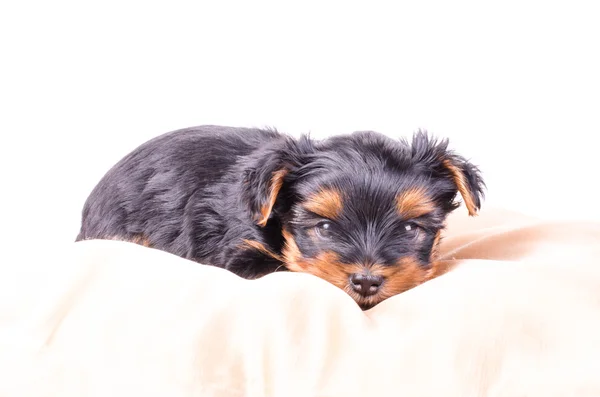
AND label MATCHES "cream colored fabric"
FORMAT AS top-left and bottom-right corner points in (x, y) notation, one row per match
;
(2, 209), (600, 396)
